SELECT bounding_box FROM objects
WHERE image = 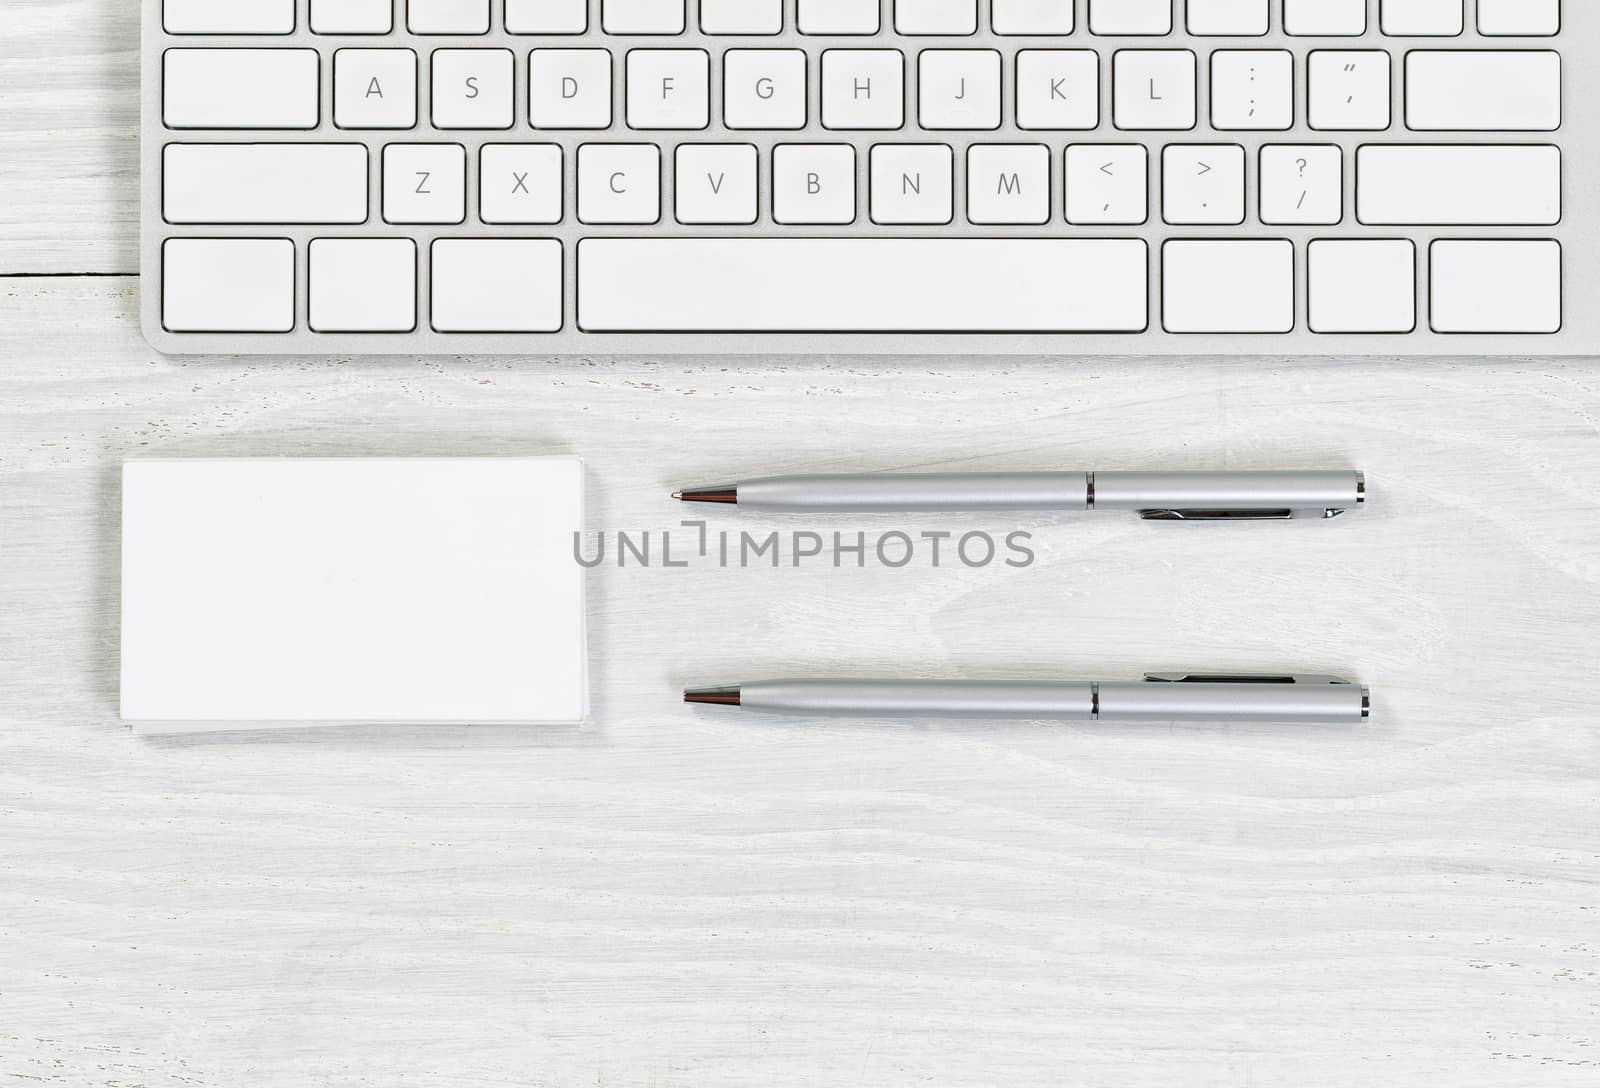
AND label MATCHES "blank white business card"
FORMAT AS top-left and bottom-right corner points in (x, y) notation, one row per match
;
(121, 457), (587, 729)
